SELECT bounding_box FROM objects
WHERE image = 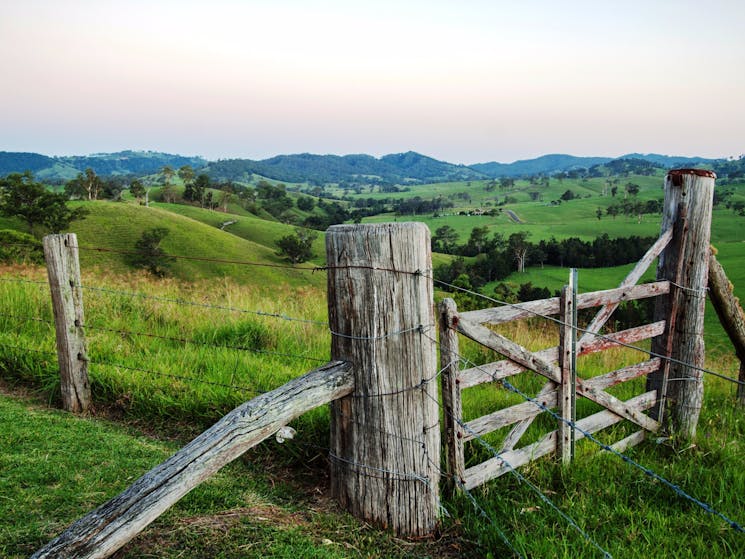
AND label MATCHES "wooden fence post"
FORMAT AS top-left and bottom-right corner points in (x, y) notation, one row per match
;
(708, 250), (745, 407)
(326, 222), (440, 536)
(439, 298), (465, 493)
(647, 169), (715, 439)
(558, 269), (577, 464)
(43, 233), (91, 413)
